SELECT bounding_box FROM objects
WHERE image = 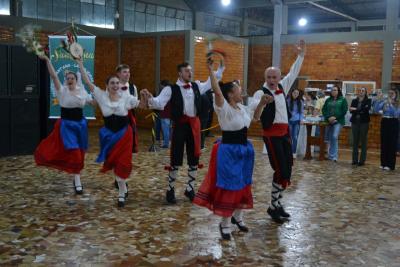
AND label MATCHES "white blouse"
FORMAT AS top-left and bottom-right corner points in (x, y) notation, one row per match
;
(214, 99), (252, 131)
(93, 87), (140, 117)
(56, 85), (93, 108)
